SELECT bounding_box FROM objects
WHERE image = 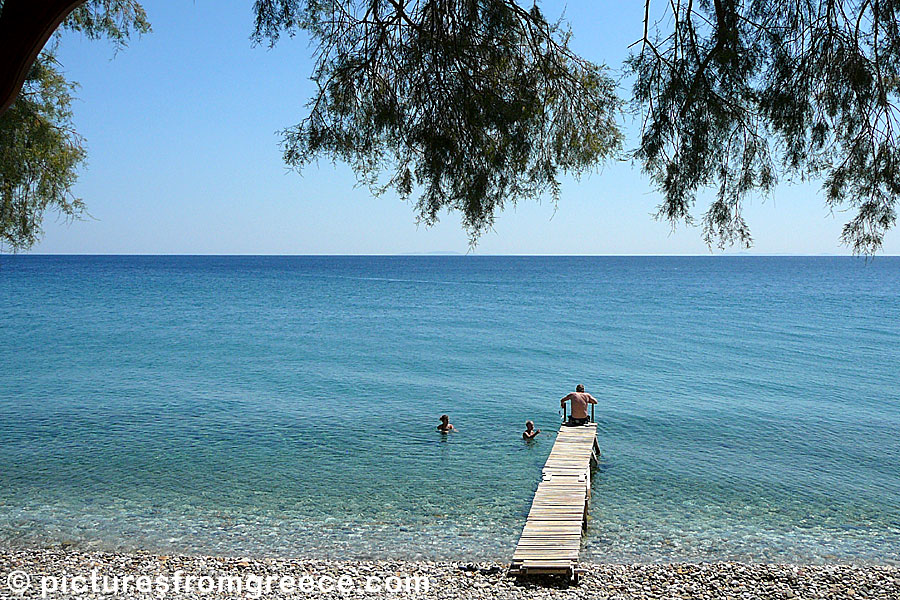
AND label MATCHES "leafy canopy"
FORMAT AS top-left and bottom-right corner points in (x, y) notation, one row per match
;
(630, 0), (900, 254)
(252, 0), (622, 242)
(0, 54), (86, 250)
(0, 0), (149, 251)
(4, 1), (900, 252)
